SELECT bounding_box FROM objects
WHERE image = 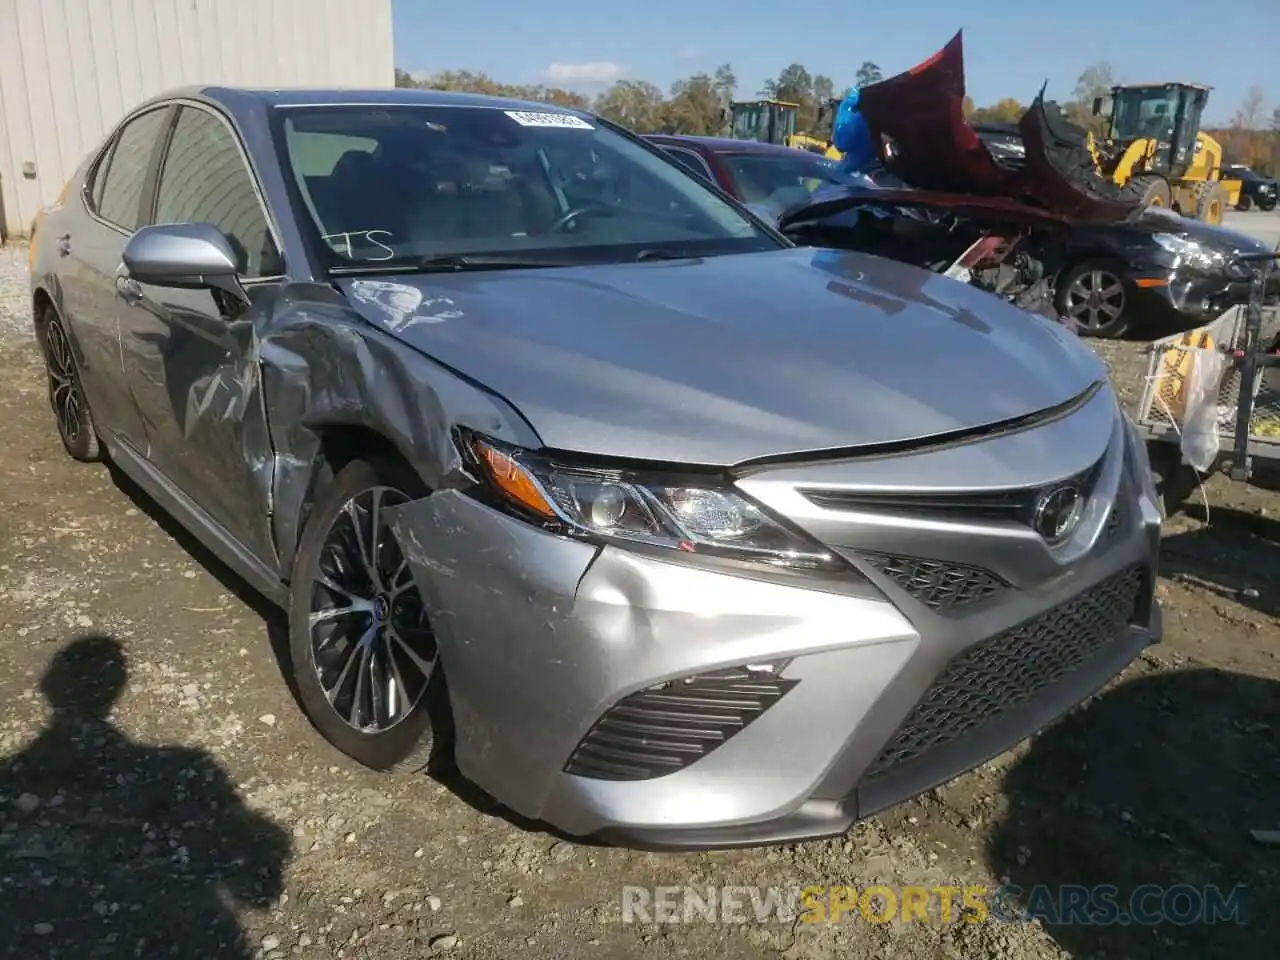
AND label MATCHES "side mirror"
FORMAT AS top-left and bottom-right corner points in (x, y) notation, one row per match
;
(1091, 96), (1113, 118)
(121, 222), (247, 303)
